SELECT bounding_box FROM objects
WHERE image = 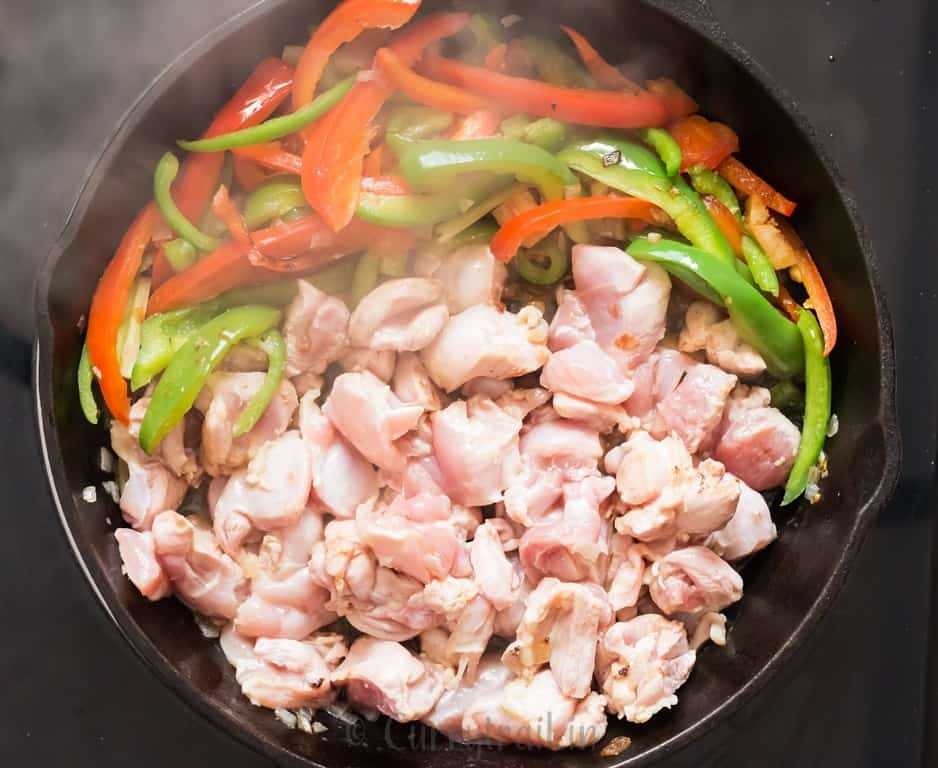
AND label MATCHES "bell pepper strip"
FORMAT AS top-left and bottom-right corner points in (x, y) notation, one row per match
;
(788, 243), (837, 355)
(558, 138), (735, 266)
(233, 142), (303, 175)
(436, 181), (527, 242)
(449, 108), (502, 140)
(302, 12), (472, 232)
(490, 196), (664, 263)
(243, 179), (308, 229)
(179, 78), (355, 153)
(640, 128), (682, 177)
(467, 13), (504, 64)
(398, 137), (578, 202)
(560, 25), (639, 91)
(87, 204), (158, 424)
(174, 58), (294, 225)
(647, 78), (698, 121)
(627, 236), (804, 378)
(687, 165), (741, 217)
(357, 190), (465, 227)
(233, 330), (287, 437)
(422, 54), (672, 128)
(740, 235), (780, 297)
(515, 237), (570, 285)
(483, 43), (507, 71)
(212, 186), (263, 267)
(151, 249), (175, 289)
(139, 306), (281, 453)
(770, 380), (804, 411)
(77, 343), (99, 425)
(130, 302), (221, 391)
(363, 144), (385, 177)
(718, 156), (797, 216)
(782, 308), (832, 505)
(450, 219), (498, 246)
(349, 251), (381, 307)
(232, 154), (271, 191)
(154, 153), (221, 252)
(669, 115), (739, 171)
(360, 175), (412, 195)
(702, 195), (743, 256)
(162, 239), (199, 272)
(219, 281), (301, 308)
(387, 105), (456, 144)
(773, 283), (802, 323)
(376, 47), (488, 114)
(118, 276), (152, 379)
(306, 256), (360, 294)
(292, 0), (421, 111)
(522, 35), (594, 88)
